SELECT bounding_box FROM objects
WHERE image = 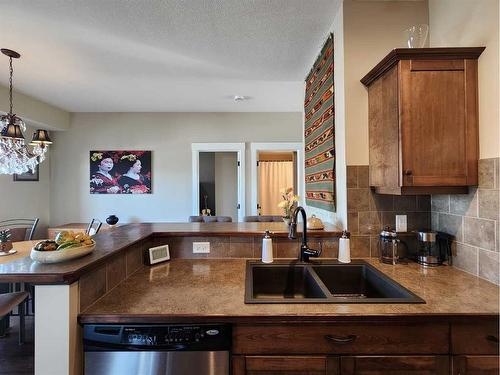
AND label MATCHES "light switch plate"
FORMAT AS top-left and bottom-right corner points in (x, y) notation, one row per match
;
(193, 242), (210, 254)
(396, 215), (407, 232)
